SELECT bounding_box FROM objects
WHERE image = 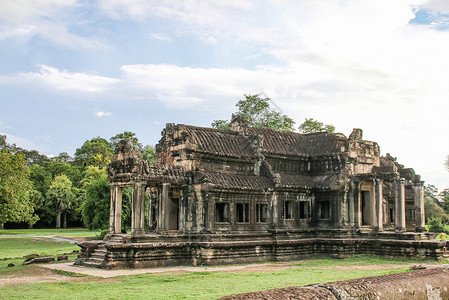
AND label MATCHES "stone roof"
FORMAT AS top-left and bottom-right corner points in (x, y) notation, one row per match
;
(278, 173), (341, 190)
(195, 171), (273, 191)
(184, 126), (253, 158)
(249, 127), (346, 157)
